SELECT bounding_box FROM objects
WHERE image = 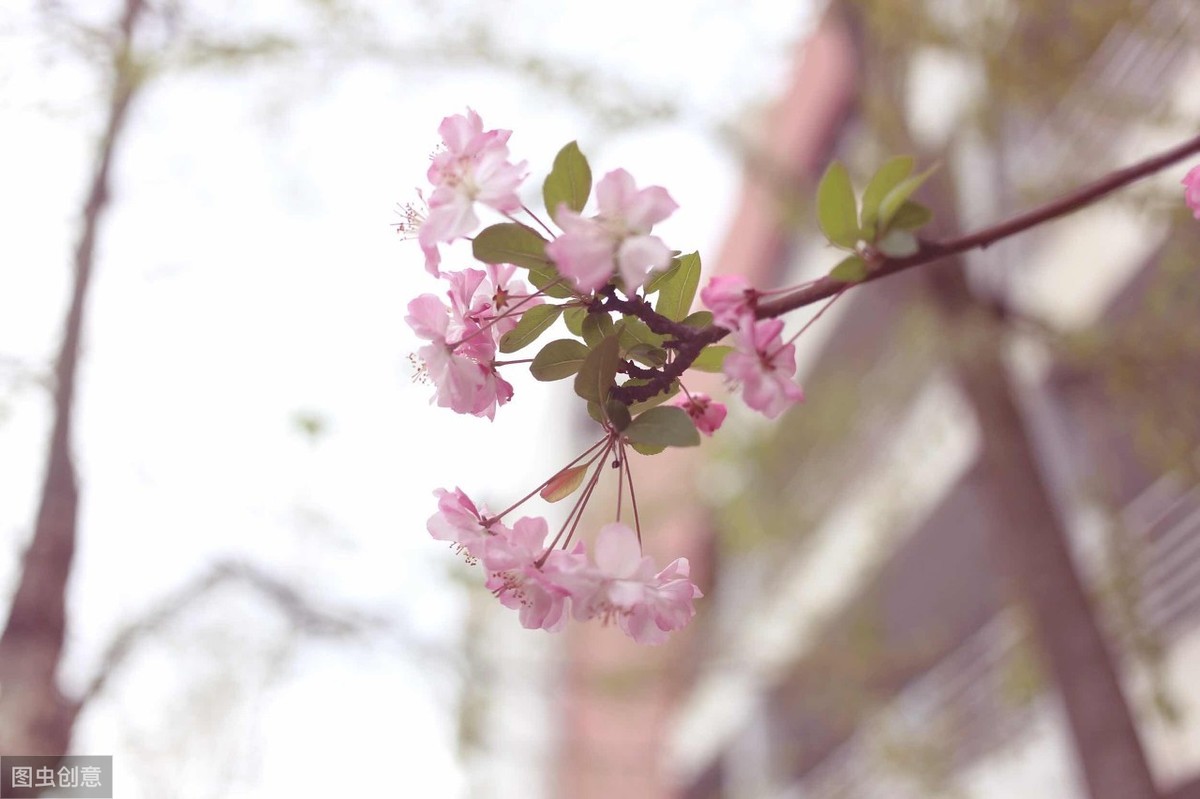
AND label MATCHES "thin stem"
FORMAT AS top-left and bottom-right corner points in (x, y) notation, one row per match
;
(449, 285), (555, 352)
(540, 437), (614, 564)
(493, 358), (534, 367)
(615, 447), (625, 524)
(770, 286), (847, 358)
(754, 277), (821, 298)
(622, 441), (644, 548)
(520, 203), (557, 239)
(484, 436), (607, 524)
(561, 452), (607, 552)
